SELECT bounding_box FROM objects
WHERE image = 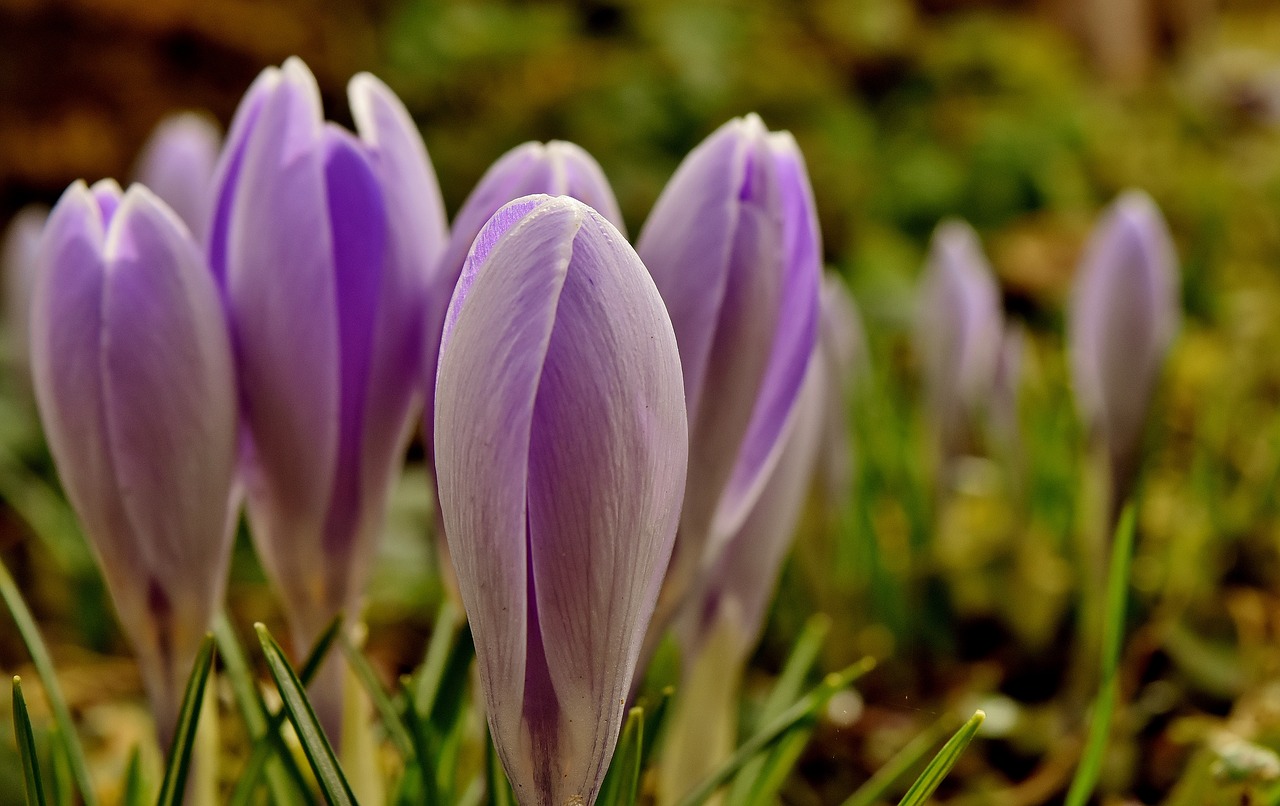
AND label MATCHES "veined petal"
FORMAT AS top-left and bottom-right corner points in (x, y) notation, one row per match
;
(349, 72), (445, 470)
(710, 131), (821, 549)
(132, 112), (222, 240)
(316, 126), (386, 595)
(429, 141), (623, 431)
(225, 57), (340, 605)
(523, 205), (686, 804)
(434, 195), (581, 789)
